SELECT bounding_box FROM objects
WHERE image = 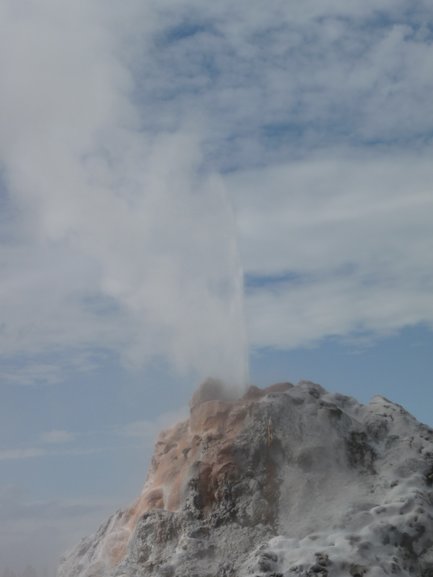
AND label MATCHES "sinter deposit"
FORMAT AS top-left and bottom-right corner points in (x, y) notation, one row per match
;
(58, 380), (433, 577)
